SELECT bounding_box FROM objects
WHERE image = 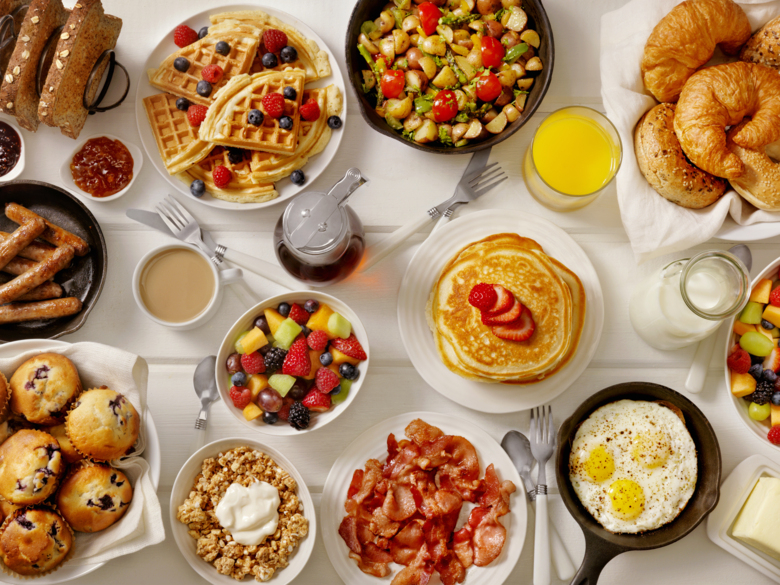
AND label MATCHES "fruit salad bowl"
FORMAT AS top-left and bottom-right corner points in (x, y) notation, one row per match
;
(725, 256), (780, 449)
(216, 291), (370, 435)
